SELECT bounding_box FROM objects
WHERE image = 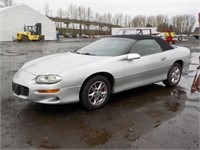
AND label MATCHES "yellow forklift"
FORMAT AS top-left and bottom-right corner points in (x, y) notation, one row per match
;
(17, 23), (45, 41)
